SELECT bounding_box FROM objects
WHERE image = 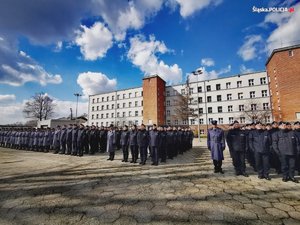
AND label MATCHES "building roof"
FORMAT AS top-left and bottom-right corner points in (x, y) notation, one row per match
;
(143, 74), (166, 83)
(266, 44), (300, 66)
